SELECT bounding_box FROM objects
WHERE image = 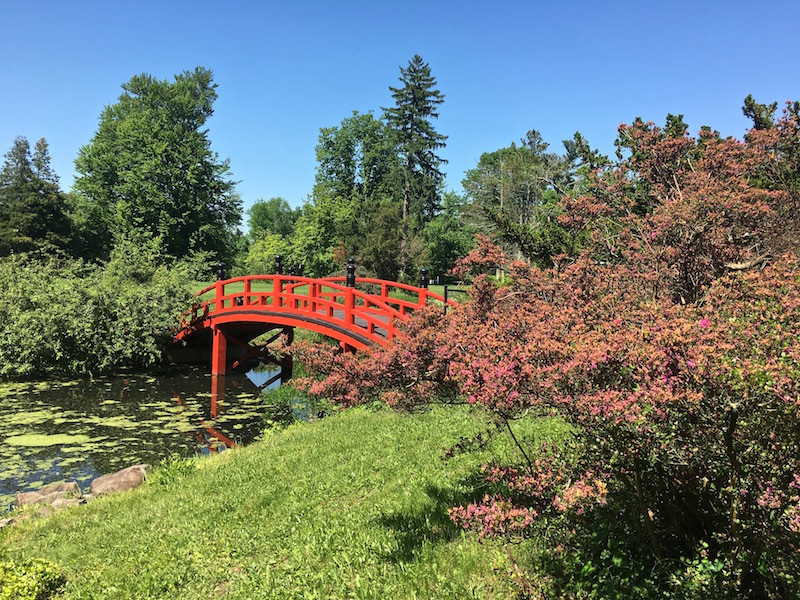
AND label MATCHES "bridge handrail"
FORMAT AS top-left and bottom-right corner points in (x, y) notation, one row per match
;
(321, 275), (456, 314)
(319, 275), (447, 297)
(209, 279), (410, 322)
(179, 275), (450, 346)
